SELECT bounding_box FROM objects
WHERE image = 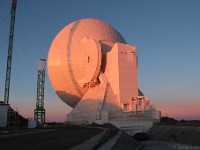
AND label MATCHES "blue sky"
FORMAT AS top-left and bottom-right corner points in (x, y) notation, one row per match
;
(0, 0), (200, 121)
